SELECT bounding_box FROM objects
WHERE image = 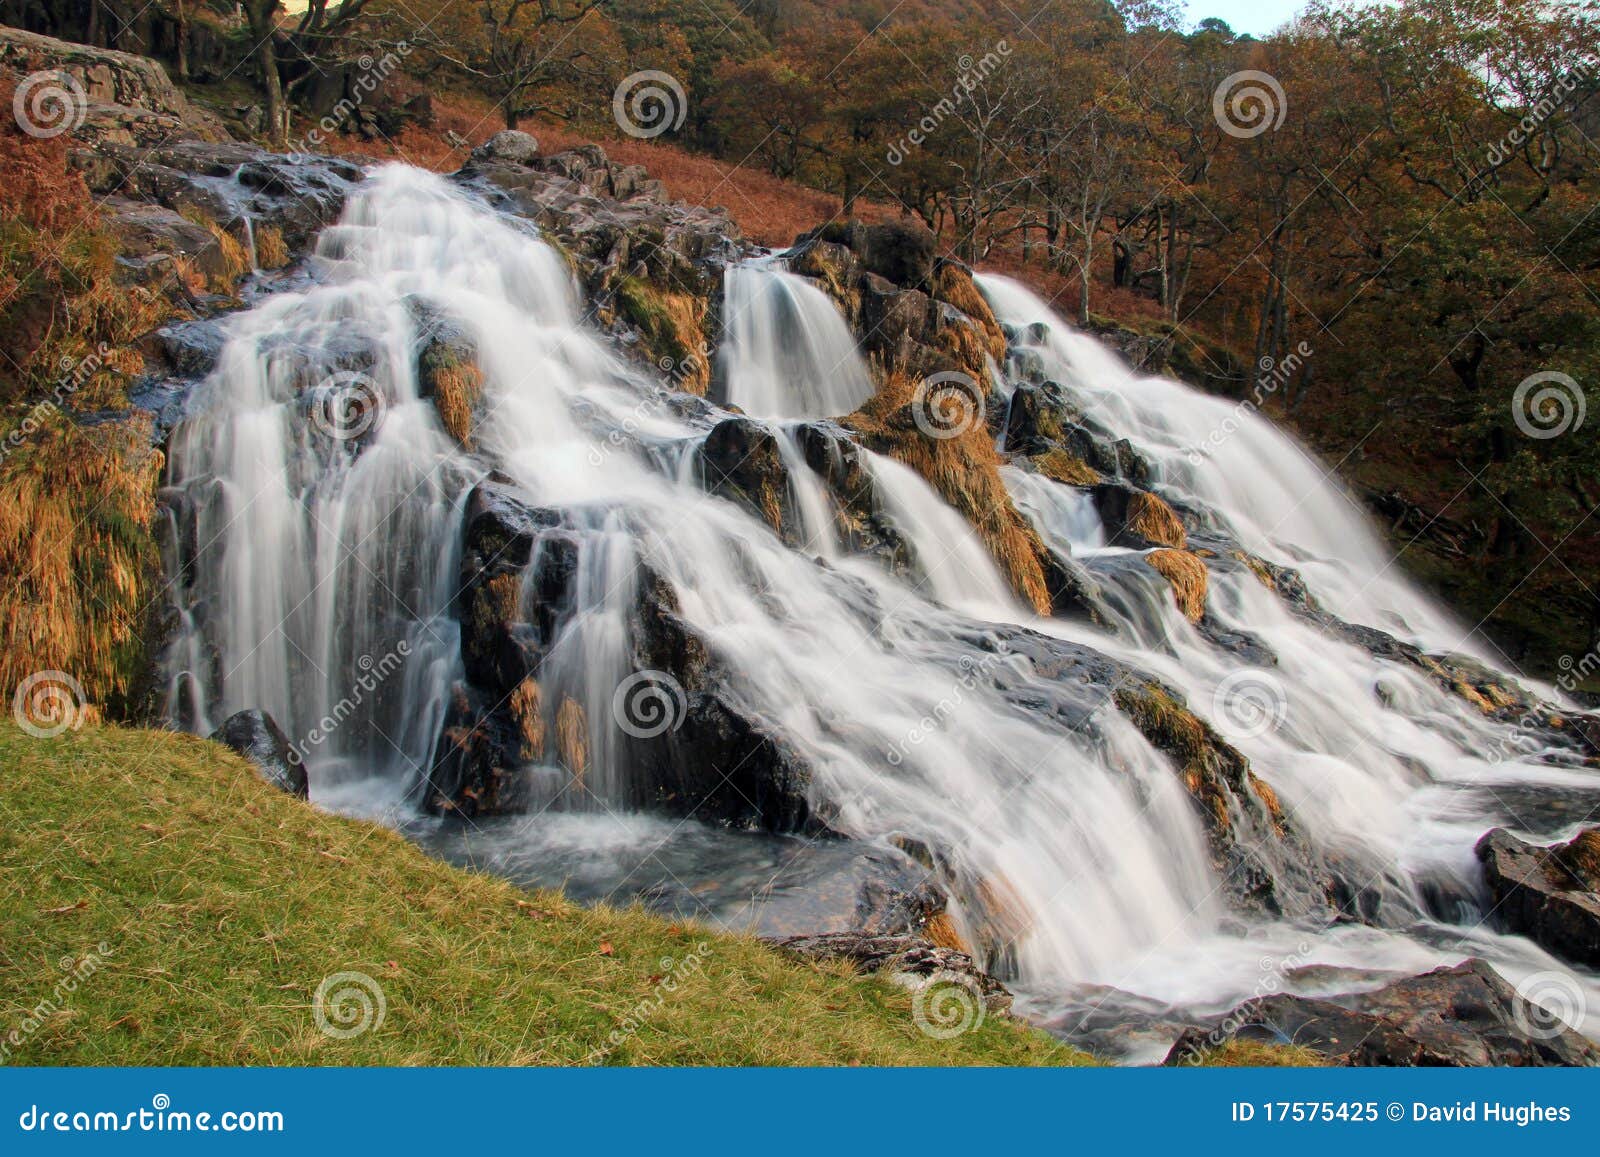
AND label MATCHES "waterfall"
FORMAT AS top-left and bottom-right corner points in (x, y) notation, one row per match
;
(717, 262), (875, 419)
(979, 273), (1600, 1046)
(160, 166), (1598, 1061)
